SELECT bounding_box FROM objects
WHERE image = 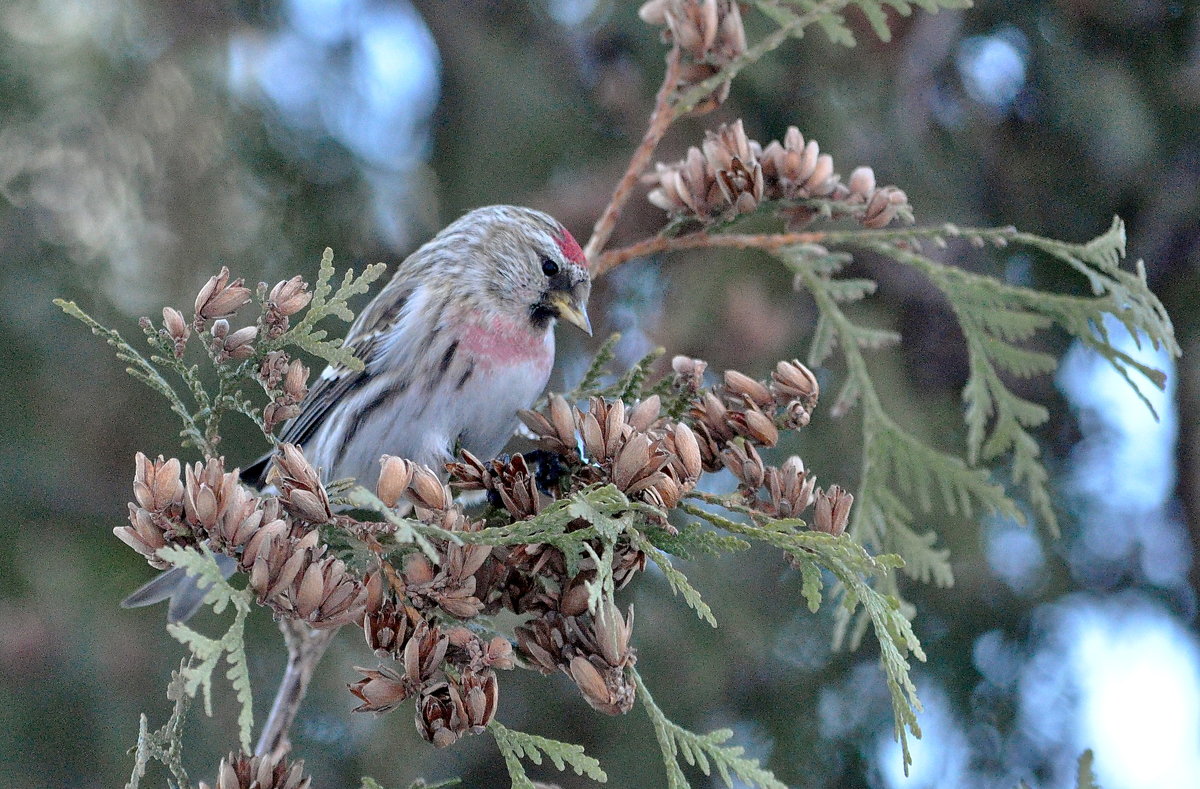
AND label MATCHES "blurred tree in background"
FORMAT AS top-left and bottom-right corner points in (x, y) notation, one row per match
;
(1, 0), (1197, 787)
